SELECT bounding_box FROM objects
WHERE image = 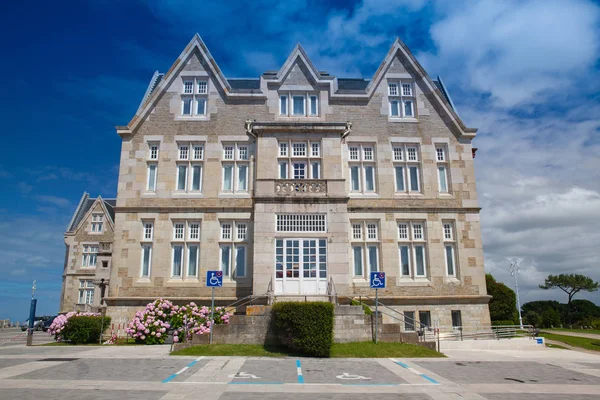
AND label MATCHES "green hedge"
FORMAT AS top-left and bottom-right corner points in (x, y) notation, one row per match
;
(351, 299), (373, 315)
(491, 320), (517, 326)
(272, 302), (334, 357)
(62, 316), (111, 344)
